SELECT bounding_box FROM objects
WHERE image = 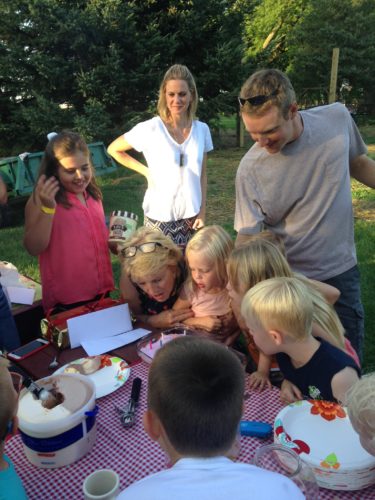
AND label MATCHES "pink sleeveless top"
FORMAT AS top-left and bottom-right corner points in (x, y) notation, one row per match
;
(39, 192), (114, 311)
